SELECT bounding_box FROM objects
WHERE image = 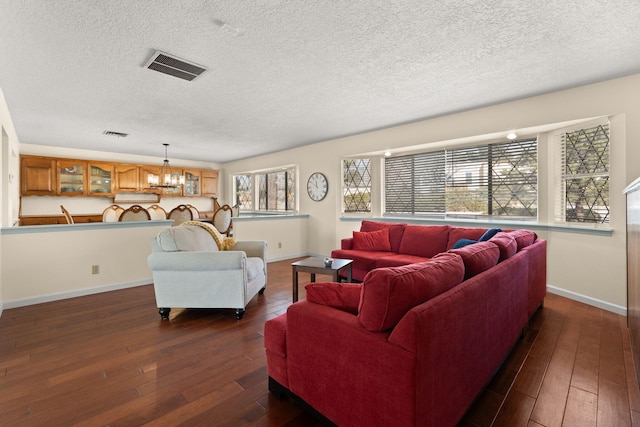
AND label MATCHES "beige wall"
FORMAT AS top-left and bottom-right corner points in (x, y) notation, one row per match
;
(1, 74), (638, 315)
(223, 74), (640, 314)
(1, 223), (170, 307)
